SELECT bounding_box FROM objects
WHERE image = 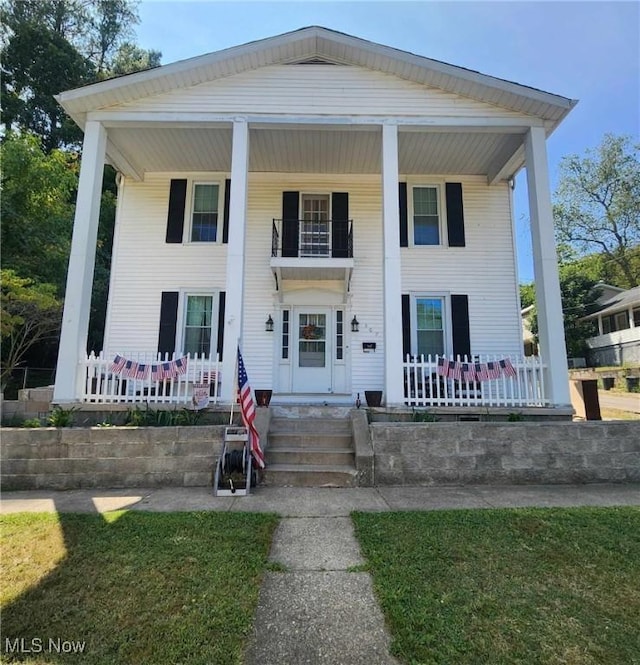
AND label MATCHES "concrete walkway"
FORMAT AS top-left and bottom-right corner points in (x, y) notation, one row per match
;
(598, 390), (640, 414)
(3, 484), (639, 665)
